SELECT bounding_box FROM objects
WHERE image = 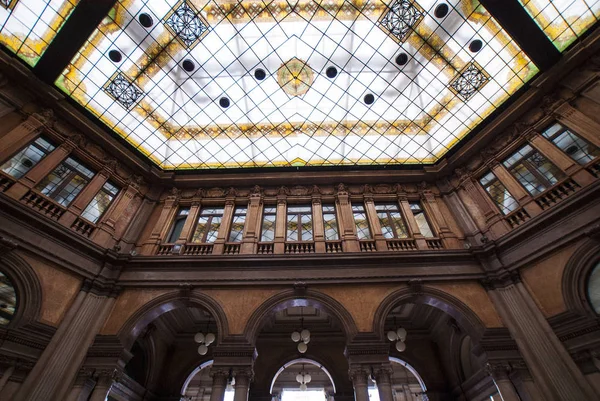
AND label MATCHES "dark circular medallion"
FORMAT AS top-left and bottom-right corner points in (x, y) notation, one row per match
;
(219, 97), (230, 108)
(108, 50), (122, 63)
(182, 59), (195, 72)
(326, 66), (338, 78)
(254, 68), (266, 80)
(434, 3), (449, 18)
(566, 145), (579, 155)
(364, 93), (375, 105)
(469, 39), (483, 53)
(395, 53), (409, 66)
(139, 13), (154, 28)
